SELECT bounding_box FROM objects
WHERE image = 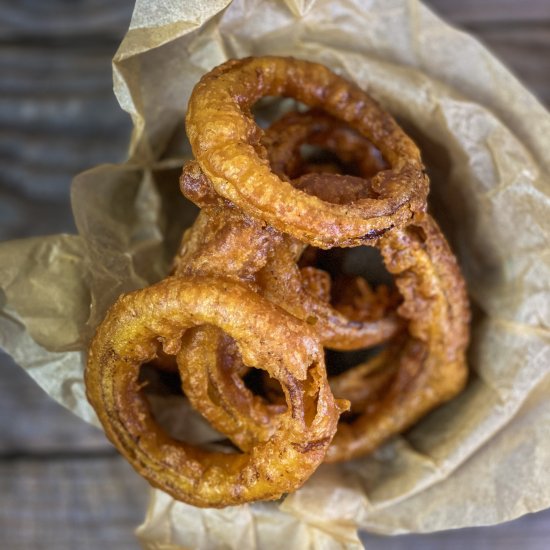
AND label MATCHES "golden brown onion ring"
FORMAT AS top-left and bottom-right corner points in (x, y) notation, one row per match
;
(325, 214), (470, 462)
(177, 161), (400, 350)
(178, 325), (286, 451)
(86, 276), (343, 507)
(172, 162), (397, 453)
(186, 56), (428, 248)
(255, 233), (401, 350)
(265, 109), (387, 185)
(250, 214), (470, 461)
